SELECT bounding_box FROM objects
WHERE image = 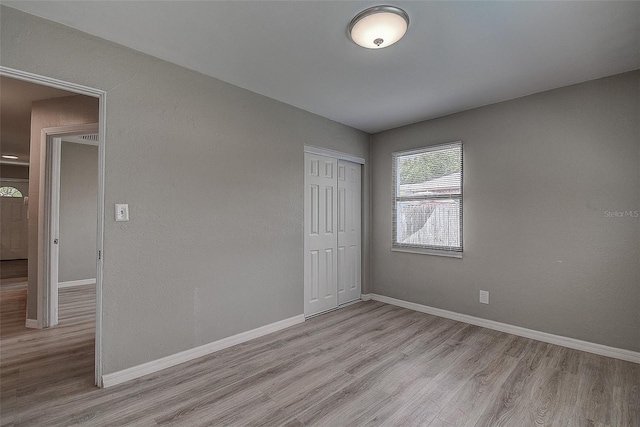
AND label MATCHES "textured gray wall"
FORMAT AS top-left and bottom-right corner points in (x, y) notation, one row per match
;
(372, 71), (640, 352)
(0, 165), (29, 180)
(1, 6), (369, 373)
(59, 142), (98, 283)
